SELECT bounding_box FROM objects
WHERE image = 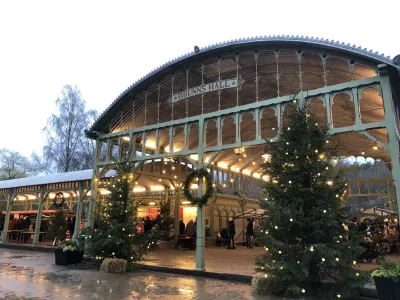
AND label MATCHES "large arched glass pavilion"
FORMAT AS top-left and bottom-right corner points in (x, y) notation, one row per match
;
(1, 36), (400, 271)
